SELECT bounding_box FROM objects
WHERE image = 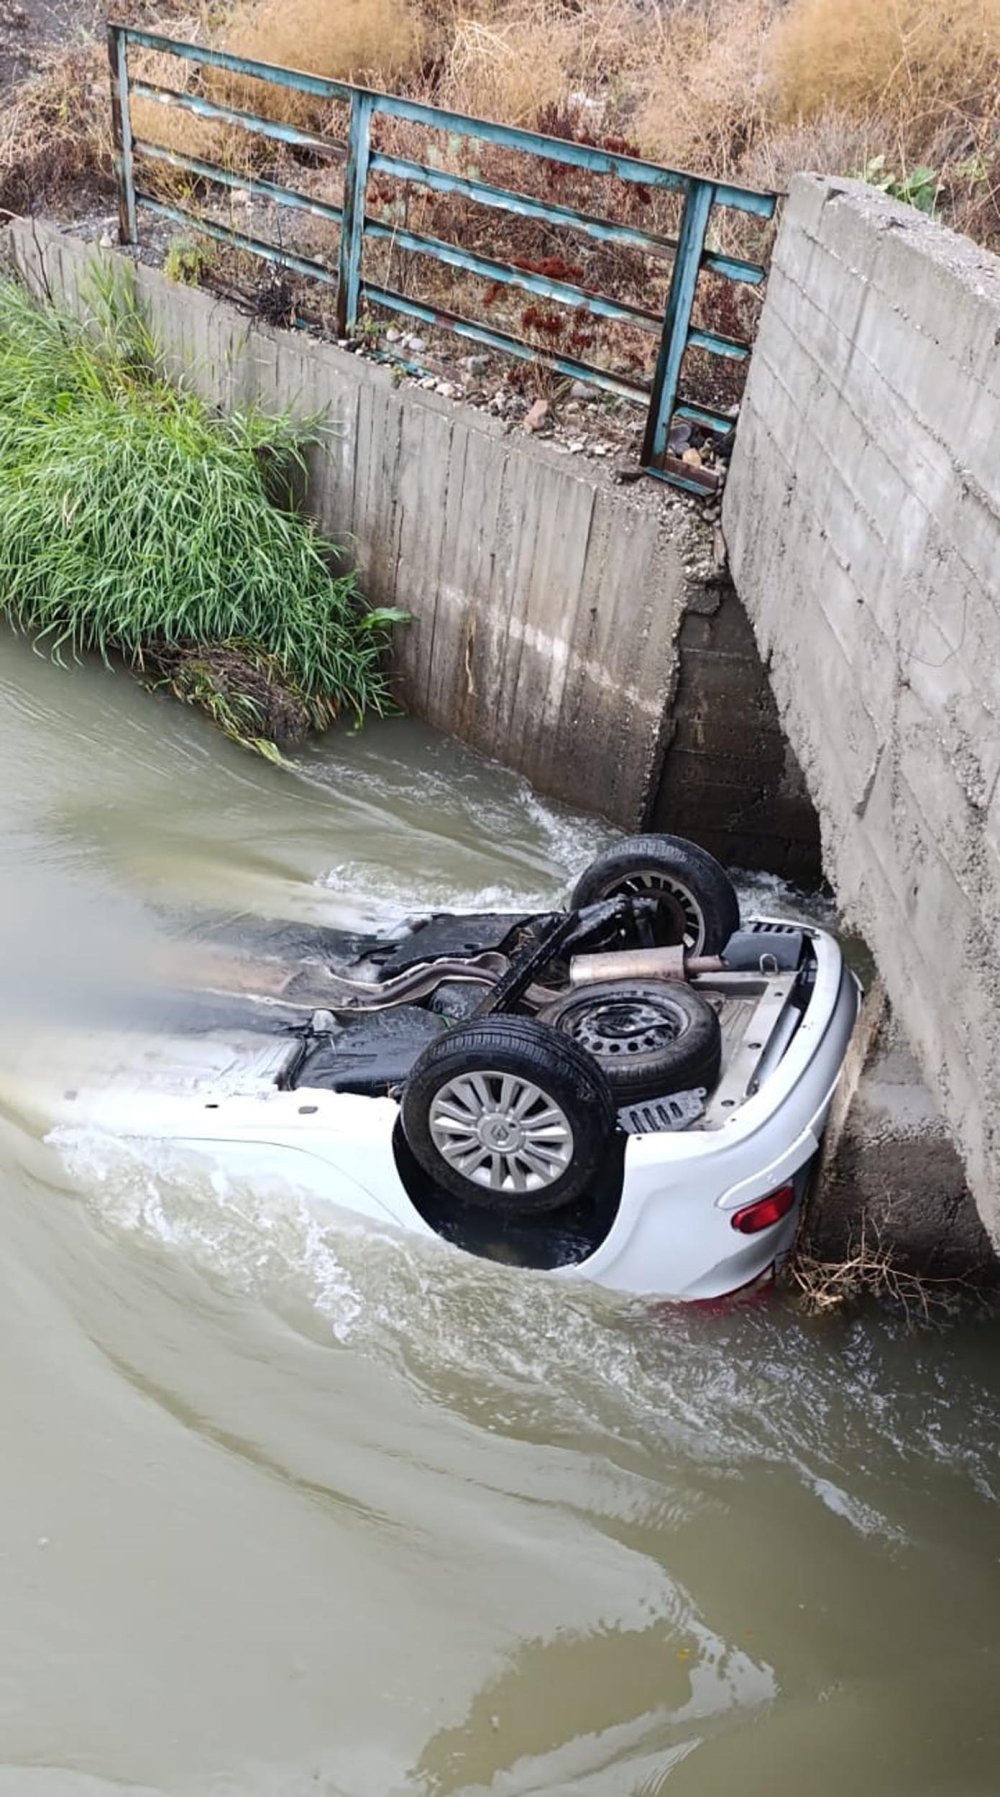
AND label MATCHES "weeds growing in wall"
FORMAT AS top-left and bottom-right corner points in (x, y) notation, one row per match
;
(0, 266), (404, 756)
